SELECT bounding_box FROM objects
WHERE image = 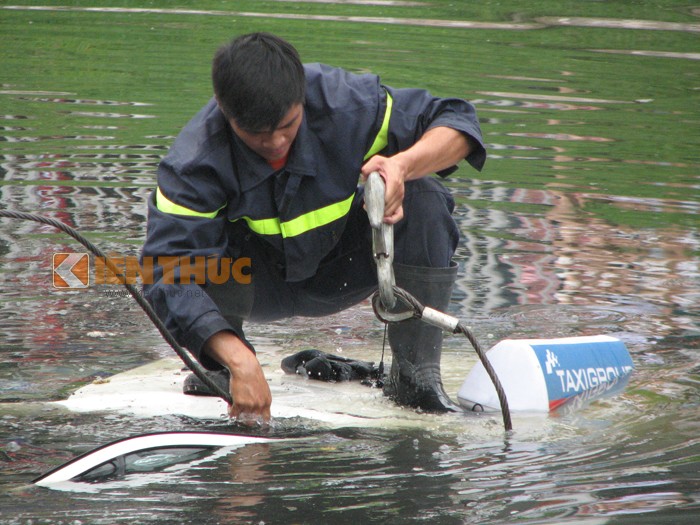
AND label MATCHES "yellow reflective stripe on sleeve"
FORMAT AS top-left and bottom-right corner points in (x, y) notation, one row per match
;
(363, 91), (393, 161)
(156, 187), (224, 219)
(237, 192), (355, 238)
